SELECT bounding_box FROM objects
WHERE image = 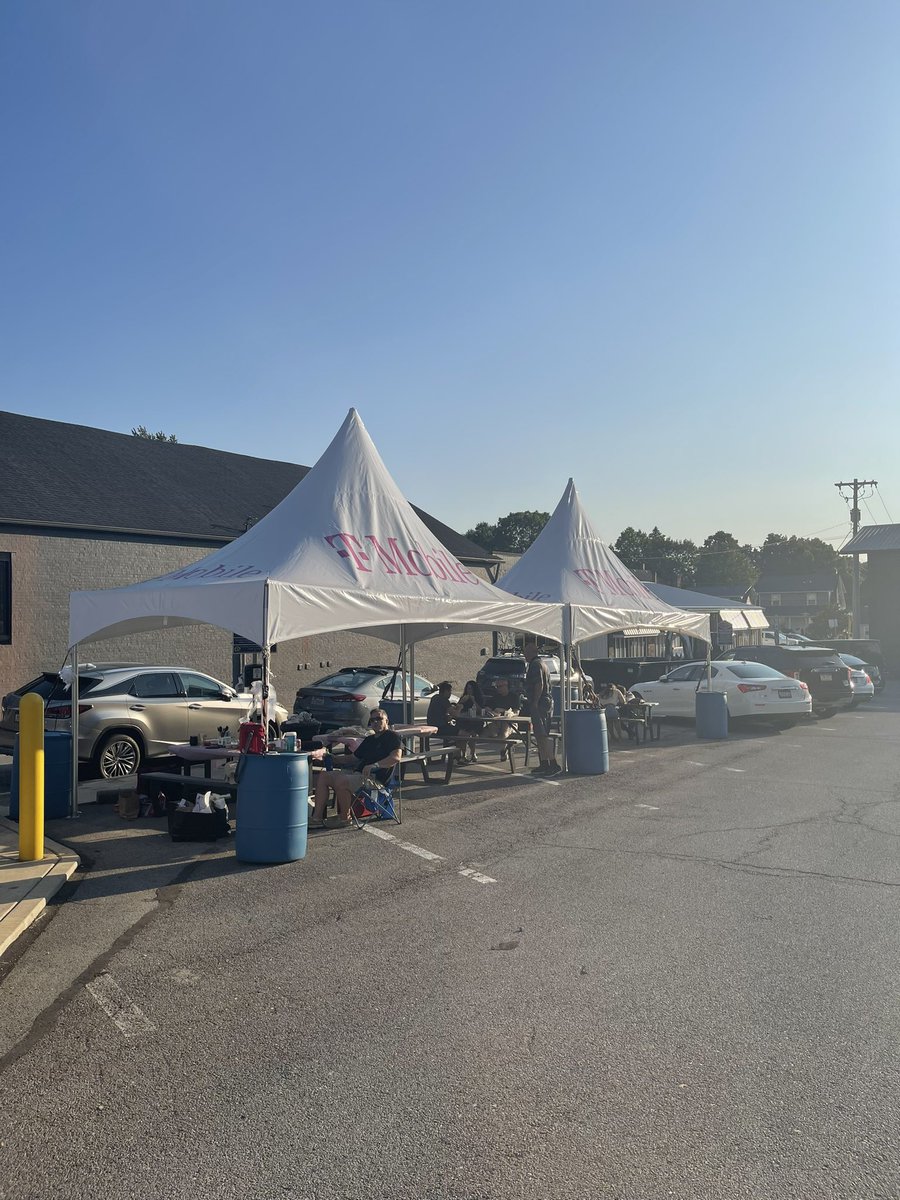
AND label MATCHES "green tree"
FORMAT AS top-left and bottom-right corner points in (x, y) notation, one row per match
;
(465, 511), (550, 553)
(758, 534), (848, 584)
(614, 527), (697, 587)
(465, 521), (499, 551)
(807, 604), (850, 640)
(695, 531), (758, 590)
(132, 425), (178, 442)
